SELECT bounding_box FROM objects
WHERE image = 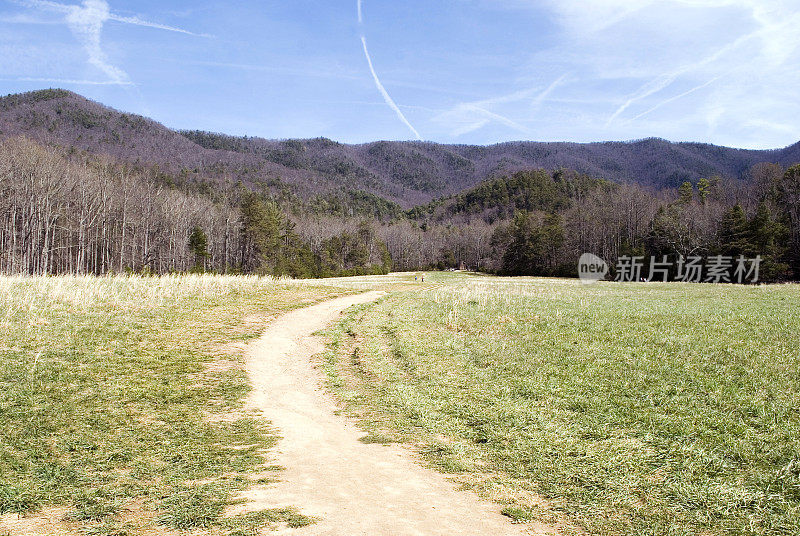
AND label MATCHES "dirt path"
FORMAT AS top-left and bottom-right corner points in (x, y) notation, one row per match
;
(239, 292), (544, 536)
